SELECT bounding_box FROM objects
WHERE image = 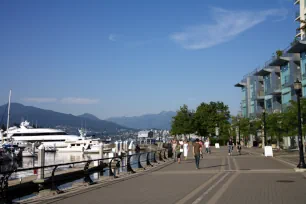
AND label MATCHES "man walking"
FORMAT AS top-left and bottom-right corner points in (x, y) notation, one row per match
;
(172, 140), (177, 161)
(193, 139), (202, 169)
